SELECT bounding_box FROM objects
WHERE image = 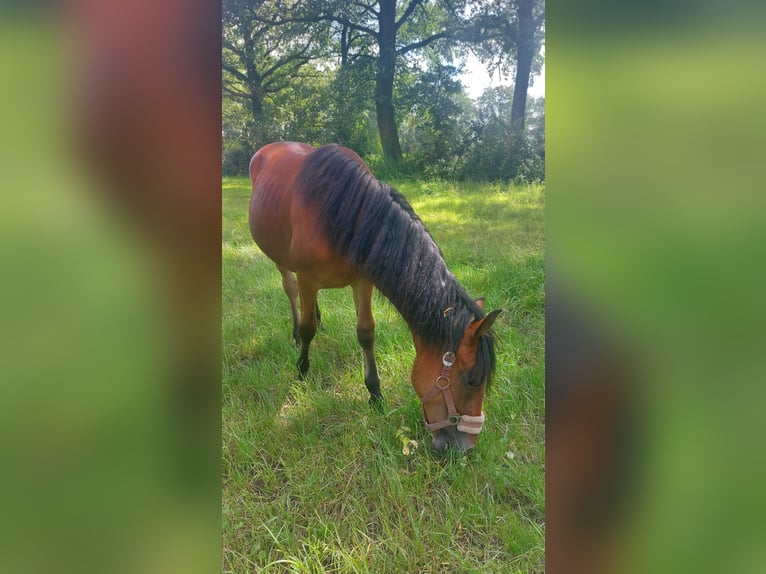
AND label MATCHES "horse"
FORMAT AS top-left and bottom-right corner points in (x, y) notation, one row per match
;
(248, 142), (501, 452)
